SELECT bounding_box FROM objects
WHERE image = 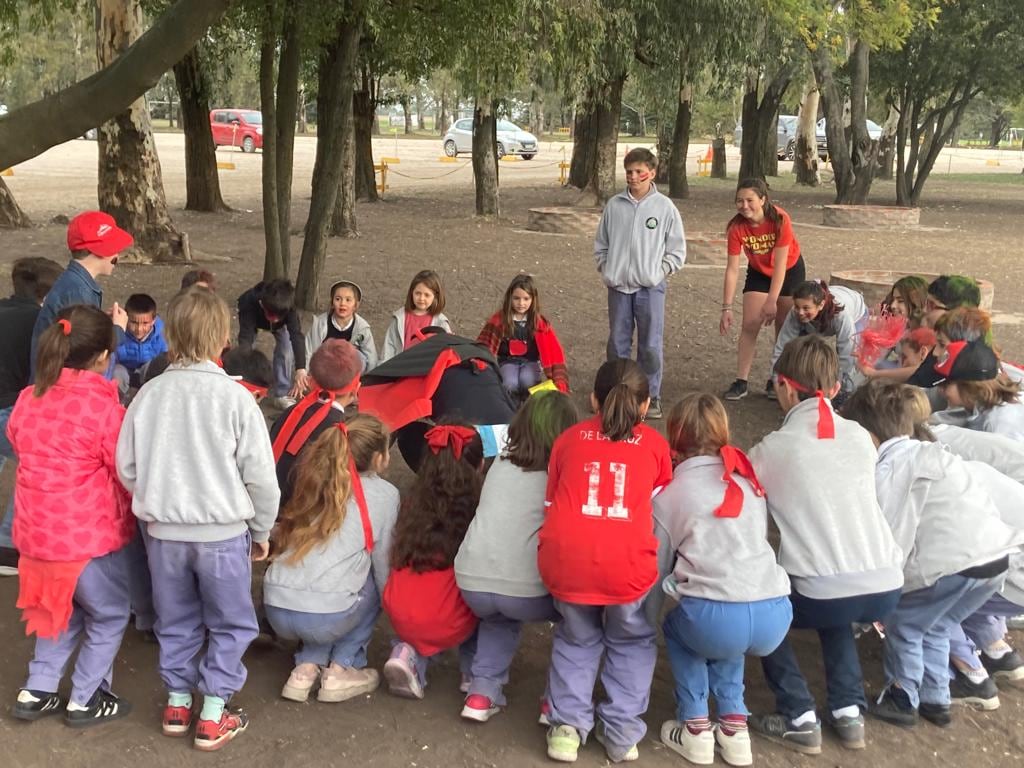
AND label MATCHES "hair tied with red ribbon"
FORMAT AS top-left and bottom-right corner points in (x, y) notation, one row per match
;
(58, 319), (72, 336)
(334, 421), (374, 553)
(714, 445), (765, 518)
(424, 425), (477, 460)
(776, 373), (835, 440)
